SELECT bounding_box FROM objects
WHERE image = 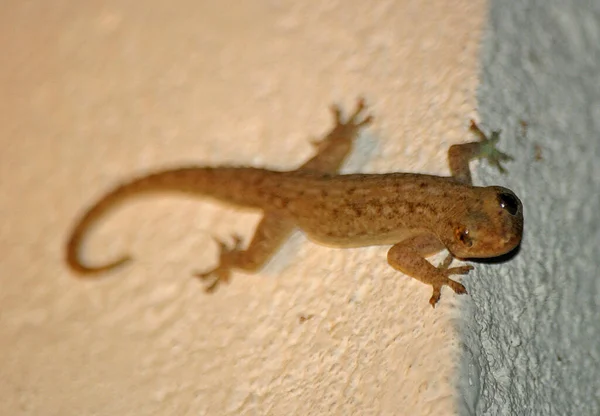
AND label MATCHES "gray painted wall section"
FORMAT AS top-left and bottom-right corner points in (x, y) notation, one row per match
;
(459, 1), (600, 415)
